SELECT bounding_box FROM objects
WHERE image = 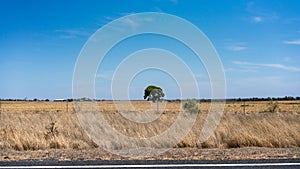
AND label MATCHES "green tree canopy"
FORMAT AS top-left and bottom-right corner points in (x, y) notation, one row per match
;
(144, 85), (165, 102)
